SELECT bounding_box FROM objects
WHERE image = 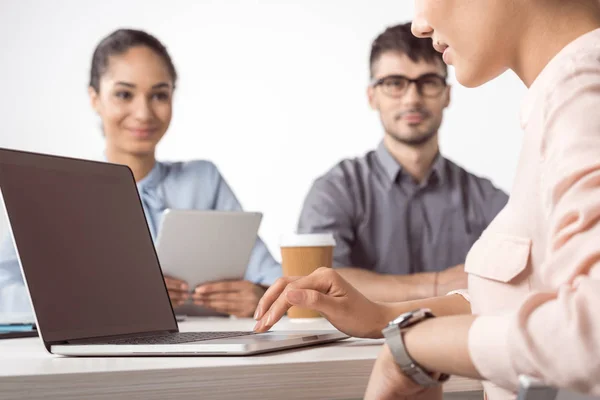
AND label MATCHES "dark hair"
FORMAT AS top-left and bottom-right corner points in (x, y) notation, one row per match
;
(89, 28), (177, 92)
(369, 22), (446, 77)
